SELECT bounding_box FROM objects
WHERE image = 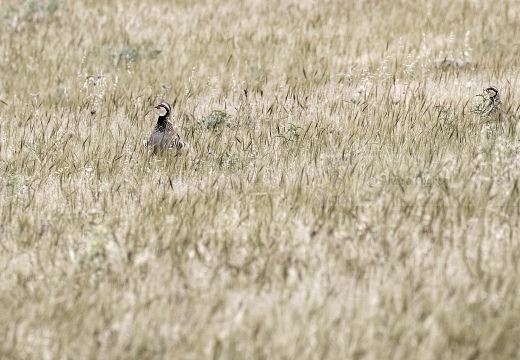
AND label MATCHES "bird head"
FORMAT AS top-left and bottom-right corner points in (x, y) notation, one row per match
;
(155, 100), (171, 117)
(484, 86), (500, 103)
